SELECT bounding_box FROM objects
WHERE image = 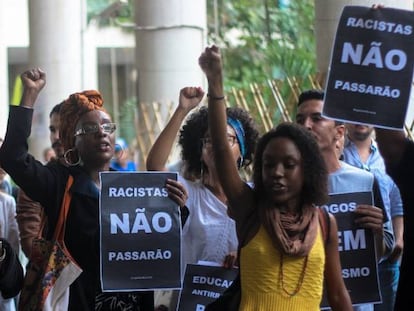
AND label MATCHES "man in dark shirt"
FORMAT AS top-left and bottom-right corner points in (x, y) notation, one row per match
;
(376, 128), (413, 310)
